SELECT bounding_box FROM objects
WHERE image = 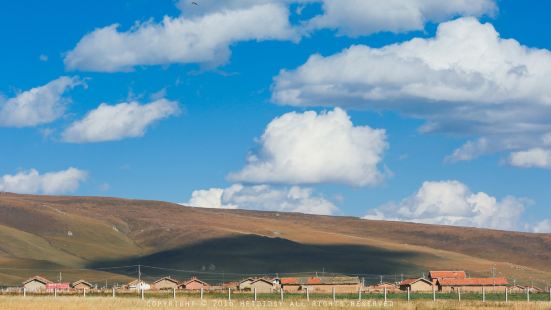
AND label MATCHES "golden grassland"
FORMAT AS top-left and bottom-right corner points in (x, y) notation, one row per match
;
(1, 296), (551, 310)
